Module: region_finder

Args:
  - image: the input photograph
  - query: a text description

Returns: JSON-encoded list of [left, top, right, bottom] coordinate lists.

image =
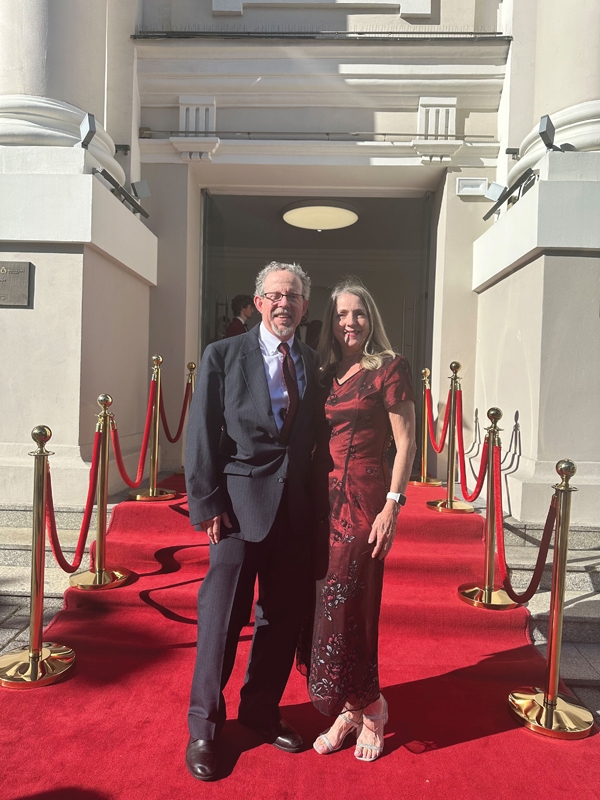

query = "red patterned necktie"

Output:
[[277, 342, 300, 442]]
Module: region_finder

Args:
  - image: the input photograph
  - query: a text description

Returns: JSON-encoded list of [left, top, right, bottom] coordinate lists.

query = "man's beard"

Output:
[[271, 312, 295, 338]]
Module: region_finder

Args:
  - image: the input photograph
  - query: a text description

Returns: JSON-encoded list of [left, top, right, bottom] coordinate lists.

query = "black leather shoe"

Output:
[[185, 737, 218, 781], [239, 717, 304, 753]]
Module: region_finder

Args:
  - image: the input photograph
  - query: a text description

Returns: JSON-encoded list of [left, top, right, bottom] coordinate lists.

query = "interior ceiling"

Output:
[[212, 196, 426, 252]]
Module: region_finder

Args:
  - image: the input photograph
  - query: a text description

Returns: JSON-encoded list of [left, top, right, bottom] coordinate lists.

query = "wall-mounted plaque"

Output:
[[0, 262, 33, 308]]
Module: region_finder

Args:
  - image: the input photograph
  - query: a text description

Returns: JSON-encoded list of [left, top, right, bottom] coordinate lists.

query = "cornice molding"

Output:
[[141, 136, 499, 168]]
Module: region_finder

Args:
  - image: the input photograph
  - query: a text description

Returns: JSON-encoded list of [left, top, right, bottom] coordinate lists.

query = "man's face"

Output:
[[254, 270, 309, 341], [241, 303, 254, 321]]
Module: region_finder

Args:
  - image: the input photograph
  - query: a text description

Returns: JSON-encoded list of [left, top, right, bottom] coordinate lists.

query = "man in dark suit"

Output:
[[184, 262, 331, 781], [225, 294, 255, 337]]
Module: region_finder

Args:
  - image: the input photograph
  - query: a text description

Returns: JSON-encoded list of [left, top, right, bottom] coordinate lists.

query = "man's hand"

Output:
[[199, 512, 232, 545]]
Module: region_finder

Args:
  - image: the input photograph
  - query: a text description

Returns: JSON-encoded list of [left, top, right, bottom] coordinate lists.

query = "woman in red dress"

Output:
[[307, 279, 416, 761]]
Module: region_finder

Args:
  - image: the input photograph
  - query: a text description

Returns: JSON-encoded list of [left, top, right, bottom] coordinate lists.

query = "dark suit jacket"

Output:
[[226, 317, 247, 337], [185, 325, 331, 541]]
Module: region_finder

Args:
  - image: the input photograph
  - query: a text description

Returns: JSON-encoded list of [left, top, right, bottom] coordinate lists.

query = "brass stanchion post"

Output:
[[131, 354, 176, 501], [0, 427, 75, 688], [71, 396, 130, 590], [458, 408, 518, 610], [508, 460, 594, 739], [427, 362, 473, 513], [188, 361, 197, 396], [175, 361, 196, 476], [409, 368, 442, 487]]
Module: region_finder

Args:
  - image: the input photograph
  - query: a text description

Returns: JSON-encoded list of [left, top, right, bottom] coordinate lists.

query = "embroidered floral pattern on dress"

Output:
[[309, 621, 361, 704], [320, 561, 364, 621], [331, 518, 355, 545]]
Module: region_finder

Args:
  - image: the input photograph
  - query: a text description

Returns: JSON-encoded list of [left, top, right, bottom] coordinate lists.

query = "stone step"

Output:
[[0, 502, 120, 530], [0, 565, 72, 598], [528, 590, 600, 644], [0, 529, 94, 597], [536, 642, 600, 687], [503, 517, 600, 550], [506, 547, 600, 592], [0, 528, 93, 569]]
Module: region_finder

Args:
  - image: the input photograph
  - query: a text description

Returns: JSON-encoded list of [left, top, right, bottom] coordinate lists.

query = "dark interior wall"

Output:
[[204, 195, 431, 372]]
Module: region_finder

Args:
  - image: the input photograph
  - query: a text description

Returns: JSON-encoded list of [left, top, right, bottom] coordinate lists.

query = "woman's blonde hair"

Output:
[[317, 277, 396, 372]]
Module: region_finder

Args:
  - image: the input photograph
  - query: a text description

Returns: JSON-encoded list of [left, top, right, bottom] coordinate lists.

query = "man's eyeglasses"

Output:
[[261, 292, 305, 304]]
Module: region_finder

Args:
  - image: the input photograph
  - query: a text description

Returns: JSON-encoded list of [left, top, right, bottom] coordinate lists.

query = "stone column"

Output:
[[0, 0, 157, 506], [533, 0, 600, 121]]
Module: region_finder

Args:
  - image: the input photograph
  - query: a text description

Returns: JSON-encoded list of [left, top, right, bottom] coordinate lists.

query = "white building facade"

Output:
[[0, 0, 598, 525]]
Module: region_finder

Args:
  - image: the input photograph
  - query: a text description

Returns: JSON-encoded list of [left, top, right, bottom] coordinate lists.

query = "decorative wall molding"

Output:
[[509, 99, 600, 184], [178, 95, 216, 134], [0, 95, 125, 184], [411, 96, 463, 162], [212, 0, 430, 17]]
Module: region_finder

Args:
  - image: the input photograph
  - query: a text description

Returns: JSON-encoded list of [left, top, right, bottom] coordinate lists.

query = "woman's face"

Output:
[[332, 292, 370, 357]]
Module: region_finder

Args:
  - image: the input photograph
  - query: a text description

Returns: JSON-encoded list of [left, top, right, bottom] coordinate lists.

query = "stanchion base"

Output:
[[427, 499, 474, 514], [458, 583, 519, 610], [508, 687, 594, 739], [129, 488, 176, 502], [409, 477, 443, 487], [69, 567, 131, 591], [0, 643, 75, 689]]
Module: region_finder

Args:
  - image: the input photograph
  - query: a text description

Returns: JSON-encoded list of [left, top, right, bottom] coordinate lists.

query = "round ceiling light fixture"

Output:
[[282, 200, 359, 231]]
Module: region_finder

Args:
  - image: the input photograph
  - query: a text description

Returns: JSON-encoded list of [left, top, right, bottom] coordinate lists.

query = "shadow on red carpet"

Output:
[[1, 481, 599, 800]]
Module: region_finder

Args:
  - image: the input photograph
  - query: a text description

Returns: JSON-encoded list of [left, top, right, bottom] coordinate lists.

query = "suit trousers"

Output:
[[188, 492, 311, 741]]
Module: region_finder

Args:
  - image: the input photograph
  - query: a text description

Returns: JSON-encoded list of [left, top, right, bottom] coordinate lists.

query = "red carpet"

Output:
[[1, 481, 599, 800]]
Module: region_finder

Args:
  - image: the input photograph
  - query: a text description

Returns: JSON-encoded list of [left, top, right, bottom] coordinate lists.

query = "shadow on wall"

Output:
[[465, 408, 521, 517], [501, 411, 522, 518]]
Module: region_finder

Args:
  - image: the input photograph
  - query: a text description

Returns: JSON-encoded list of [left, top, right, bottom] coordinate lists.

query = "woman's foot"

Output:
[[313, 708, 363, 754], [355, 695, 388, 762]]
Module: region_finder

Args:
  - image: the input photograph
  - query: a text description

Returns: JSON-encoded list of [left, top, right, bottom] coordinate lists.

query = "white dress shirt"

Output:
[[258, 322, 306, 432]]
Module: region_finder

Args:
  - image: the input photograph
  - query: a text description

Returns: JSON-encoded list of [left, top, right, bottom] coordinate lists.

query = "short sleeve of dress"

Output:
[[382, 356, 416, 409]]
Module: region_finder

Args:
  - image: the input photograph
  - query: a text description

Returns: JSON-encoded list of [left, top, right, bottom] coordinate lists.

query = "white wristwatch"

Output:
[[386, 491, 406, 506]]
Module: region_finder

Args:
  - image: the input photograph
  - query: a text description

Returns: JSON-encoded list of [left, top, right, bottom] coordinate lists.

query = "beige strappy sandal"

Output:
[[354, 695, 388, 762], [313, 711, 362, 755]]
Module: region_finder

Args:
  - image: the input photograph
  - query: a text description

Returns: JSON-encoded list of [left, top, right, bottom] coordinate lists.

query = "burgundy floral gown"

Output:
[[307, 356, 415, 716]]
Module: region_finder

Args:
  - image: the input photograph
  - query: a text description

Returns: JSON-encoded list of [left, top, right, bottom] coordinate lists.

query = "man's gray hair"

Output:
[[255, 261, 311, 300]]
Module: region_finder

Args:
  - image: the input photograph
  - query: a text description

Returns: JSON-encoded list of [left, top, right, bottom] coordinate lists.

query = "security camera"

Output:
[[80, 113, 96, 149], [131, 180, 151, 199]]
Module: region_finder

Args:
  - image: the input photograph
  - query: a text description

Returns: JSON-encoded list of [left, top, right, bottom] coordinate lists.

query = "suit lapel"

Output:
[[240, 328, 281, 440]]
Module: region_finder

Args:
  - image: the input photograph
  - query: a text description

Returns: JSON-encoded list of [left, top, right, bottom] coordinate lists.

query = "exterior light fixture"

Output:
[[282, 201, 358, 231]]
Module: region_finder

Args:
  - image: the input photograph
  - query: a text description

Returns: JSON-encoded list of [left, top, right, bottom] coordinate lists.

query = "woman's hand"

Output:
[[368, 500, 399, 560]]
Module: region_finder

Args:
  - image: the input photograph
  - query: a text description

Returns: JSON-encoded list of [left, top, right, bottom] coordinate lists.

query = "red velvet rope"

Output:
[[110, 379, 156, 489], [455, 390, 488, 502], [45, 431, 102, 573], [160, 381, 191, 444], [494, 443, 557, 604], [425, 387, 452, 454]]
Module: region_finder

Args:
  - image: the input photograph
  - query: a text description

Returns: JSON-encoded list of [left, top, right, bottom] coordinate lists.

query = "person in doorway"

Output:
[[301, 277, 416, 762], [226, 294, 255, 337], [184, 262, 331, 781]]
